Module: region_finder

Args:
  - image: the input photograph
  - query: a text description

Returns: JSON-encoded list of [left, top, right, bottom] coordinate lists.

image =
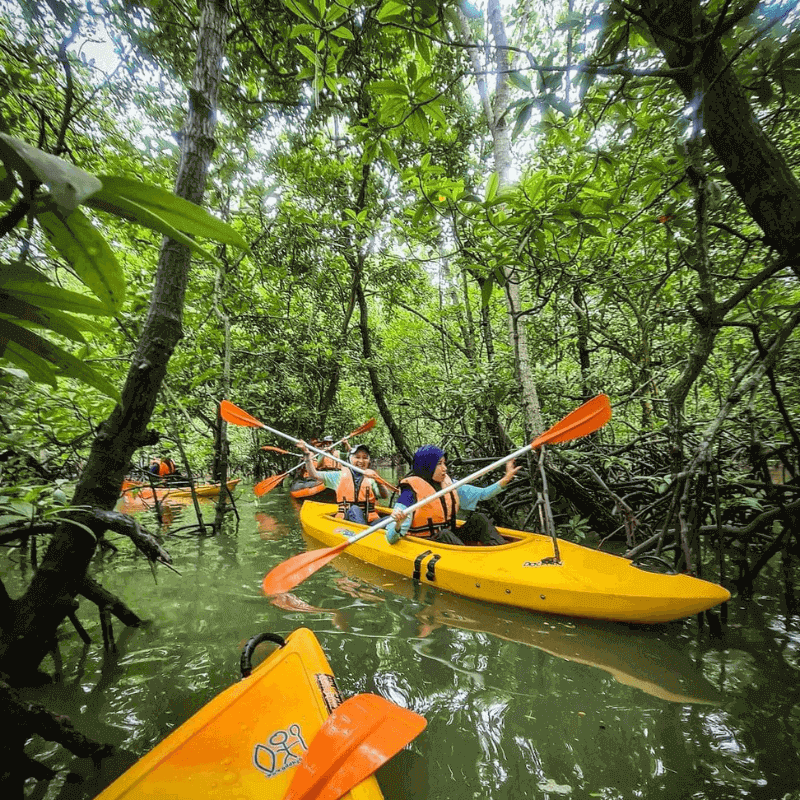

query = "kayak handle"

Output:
[[240, 632, 286, 677]]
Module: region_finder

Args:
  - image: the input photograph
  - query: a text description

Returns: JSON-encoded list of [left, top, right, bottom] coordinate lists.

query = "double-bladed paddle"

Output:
[[284, 693, 426, 800], [252, 418, 377, 496], [218, 403, 394, 497], [252, 418, 378, 497], [260, 394, 612, 596]]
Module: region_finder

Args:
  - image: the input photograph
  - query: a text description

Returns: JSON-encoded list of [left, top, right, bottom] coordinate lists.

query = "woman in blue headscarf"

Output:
[[385, 445, 519, 545]]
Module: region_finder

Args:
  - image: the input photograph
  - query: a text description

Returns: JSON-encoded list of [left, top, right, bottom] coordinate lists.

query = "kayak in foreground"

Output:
[[94, 628, 388, 800], [298, 502, 731, 625]]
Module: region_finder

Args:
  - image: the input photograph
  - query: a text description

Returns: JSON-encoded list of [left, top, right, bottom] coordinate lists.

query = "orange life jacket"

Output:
[[399, 475, 459, 537], [317, 452, 339, 470], [336, 467, 379, 522], [158, 459, 176, 476]]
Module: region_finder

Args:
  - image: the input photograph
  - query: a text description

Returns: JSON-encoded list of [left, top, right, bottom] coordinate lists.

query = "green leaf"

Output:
[[0, 318, 120, 399], [37, 207, 125, 311], [0, 164, 14, 202], [284, 0, 318, 22], [425, 101, 447, 127], [330, 25, 354, 40], [376, 0, 406, 22], [290, 23, 315, 37], [408, 108, 429, 142], [543, 94, 573, 118], [370, 80, 408, 97], [484, 172, 500, 203], [0, 292, 87, 343], [0, 279, 113, 315], [0, 262, 50, 285], [326, 3, 347, 22], [578, 221, 604, 237], [93, 176, 249, 250], [380, 139, 401, 172], [417, 32, 431, 64], [295, 43, 319, 65], [524, 170, 547, 205], [0, 134, 102, 212], [555, 10, 585, 31], [508, 71, 532, 93], [2, 341, 57, 387], [0, 365, 29, 380], [512, 99, 535, 139]]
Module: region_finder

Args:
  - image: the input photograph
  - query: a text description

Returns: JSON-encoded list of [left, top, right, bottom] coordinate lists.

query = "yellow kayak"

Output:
[[95, 627, 383, 800], [166, 479, 240, 499], [299, 502, 731, 625], [121, 479, 240, 500]]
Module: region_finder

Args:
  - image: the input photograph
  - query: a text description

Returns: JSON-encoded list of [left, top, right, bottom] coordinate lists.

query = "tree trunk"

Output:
[[0, 0, 229, 682], [573, 283, 592, 401], [641, 0, 800, 254], [355, 278, 414, 466], [456, 0, 545, 440]]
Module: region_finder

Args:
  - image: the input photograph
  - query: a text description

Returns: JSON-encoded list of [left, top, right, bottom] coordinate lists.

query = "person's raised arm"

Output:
[[297, 441, 321, 480]]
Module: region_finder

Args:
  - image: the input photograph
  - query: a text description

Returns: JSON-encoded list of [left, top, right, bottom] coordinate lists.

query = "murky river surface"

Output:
[[8, 484, 800, 800]]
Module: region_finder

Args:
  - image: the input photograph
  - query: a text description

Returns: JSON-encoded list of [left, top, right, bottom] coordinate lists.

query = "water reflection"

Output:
[[255, 511, 290, 540], [5, 489, 800, 800], [302, 534, 722, 706]]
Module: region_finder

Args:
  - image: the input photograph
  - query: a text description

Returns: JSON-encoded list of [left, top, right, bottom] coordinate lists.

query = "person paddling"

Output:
[[385, 445, 520, 545], [298, 441, 388, 523]]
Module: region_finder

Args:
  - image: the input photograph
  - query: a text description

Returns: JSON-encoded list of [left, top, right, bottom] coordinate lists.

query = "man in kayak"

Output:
[[297, 441, 389, 523], [385, 445, 519, 545]]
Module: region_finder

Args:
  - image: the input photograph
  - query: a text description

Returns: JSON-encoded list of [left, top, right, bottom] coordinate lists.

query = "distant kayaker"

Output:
[[315, 435, 344, 471], [297, 441, 388, 523], [158, 457, 179, 477], [385, 445, 520, 546]]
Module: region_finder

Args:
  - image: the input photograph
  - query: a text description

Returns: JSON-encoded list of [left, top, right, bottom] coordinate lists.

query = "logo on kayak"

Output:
[[523, 556, 561, 567], [252, 723, 307, 777], [316, 672, 343, 714]]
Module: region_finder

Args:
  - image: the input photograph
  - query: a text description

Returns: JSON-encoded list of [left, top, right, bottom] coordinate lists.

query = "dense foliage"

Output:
[[1, 0, 800, 788]]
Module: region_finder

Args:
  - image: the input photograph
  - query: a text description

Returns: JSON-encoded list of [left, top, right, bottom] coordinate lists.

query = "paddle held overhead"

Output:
[[218, 403, 391, 497]]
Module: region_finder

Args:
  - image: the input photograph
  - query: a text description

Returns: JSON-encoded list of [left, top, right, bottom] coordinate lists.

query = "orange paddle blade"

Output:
[[347, 417, 376, 438], [219, 399, 265, 428], [254, 472, 288, 496], [262, 541, 351, 596], [261, 445, 294, 455], [283, 694, 426, 800], [531, 394, 611, 448]]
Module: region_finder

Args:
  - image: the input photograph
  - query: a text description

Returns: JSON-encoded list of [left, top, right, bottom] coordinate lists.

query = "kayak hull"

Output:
[[289, 476, 337, 503], [299, 502, 731, 624], [94, 627, 383, 800], [121, 479, 240, 500]]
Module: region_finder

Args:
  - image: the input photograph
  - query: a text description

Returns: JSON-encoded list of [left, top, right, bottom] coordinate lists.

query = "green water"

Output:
[[9, 487, 800, 800]]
